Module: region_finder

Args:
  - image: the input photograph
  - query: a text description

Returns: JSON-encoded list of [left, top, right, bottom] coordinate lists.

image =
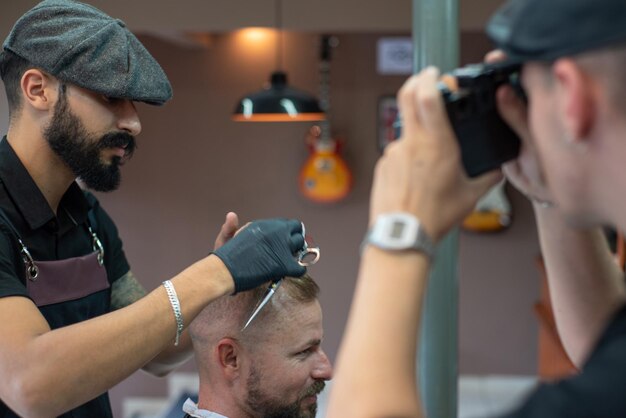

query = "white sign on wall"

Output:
[[377, 37, 413, 75]]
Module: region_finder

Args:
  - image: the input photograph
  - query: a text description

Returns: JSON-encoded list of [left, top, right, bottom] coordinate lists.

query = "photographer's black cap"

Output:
[[487, 0, 626, 62], [2, 0, 172, 105]]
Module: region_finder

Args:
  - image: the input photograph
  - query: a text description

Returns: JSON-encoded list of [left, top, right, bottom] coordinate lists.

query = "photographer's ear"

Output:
[[552, 58, 594, 141]]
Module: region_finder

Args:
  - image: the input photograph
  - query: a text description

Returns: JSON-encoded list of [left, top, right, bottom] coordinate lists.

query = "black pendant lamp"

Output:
[[232, 0, 325, 122]]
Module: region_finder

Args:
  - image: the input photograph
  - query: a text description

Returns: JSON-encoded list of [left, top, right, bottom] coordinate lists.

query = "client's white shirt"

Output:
[[182, 398, 228, 418]]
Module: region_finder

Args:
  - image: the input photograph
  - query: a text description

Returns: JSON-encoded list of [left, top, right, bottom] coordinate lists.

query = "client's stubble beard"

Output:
[[245, 367, 326, 418]]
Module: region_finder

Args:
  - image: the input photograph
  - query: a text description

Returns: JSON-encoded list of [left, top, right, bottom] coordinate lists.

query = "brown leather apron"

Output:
[[0, 209, 109, 320], [18, 219, 107, 308]]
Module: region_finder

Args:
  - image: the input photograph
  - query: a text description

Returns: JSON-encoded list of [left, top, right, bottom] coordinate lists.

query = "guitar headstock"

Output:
[[304, 125, 347, 155]]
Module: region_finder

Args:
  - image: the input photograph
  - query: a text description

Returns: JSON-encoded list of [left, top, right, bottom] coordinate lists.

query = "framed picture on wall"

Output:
[[377, 95, 399, 153]]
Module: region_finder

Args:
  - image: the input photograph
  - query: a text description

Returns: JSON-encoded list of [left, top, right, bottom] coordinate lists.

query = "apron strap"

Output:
[[83, 193, 105, 265], [0, 207, 38, 279], [67, 206, 104, 266]]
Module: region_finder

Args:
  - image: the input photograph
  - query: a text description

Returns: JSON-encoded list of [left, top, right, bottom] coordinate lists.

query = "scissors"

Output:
[[241, 222, 320, 331]]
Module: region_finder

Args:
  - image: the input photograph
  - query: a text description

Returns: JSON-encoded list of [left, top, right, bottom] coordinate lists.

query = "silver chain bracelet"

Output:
[[162, 280, 184, 346]]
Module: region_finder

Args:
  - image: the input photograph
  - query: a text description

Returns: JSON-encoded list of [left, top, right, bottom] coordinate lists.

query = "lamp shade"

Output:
[[233, 71, 326, 122]]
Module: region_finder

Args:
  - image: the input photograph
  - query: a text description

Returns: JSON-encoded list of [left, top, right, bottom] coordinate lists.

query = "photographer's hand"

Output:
[[487, 50, 555, 208], [330, 67, 500, 418], [371, 67, 501, 241]]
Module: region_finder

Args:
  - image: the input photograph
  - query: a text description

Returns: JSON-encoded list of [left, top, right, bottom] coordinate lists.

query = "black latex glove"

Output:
[[212, 218, 307, 293]]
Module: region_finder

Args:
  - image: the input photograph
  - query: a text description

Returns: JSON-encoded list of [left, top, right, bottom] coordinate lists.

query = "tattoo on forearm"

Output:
[[110, 271, 148, 310]]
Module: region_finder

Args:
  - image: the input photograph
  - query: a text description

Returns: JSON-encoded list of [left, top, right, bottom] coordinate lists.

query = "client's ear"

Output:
[[216, 338, 240, 380]]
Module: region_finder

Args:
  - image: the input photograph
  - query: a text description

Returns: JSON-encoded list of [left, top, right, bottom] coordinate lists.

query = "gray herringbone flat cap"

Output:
[[3, 0, 172, 105], [487, 0, 626, 63]]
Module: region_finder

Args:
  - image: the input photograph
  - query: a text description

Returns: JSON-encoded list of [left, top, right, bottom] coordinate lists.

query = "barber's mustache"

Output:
[[98, 131, 137, 158]]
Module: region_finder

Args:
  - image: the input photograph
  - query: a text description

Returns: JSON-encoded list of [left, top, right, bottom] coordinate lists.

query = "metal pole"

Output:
[[413, 1, 459, 418]]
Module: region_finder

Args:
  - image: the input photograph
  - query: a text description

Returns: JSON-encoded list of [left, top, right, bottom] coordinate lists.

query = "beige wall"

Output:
[[0, 2, 543, 417], [1, 0, 503, 33]]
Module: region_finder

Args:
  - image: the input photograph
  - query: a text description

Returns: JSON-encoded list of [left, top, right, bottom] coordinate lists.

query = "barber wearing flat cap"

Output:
[[0, 1, 308, 417], [327, 0, 626, 417]]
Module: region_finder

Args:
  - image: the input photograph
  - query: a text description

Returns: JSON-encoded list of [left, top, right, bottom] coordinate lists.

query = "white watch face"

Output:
[[369, 212, 419, 250]]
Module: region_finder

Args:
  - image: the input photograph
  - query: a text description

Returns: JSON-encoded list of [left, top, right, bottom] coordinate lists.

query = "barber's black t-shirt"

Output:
[[503, 304, 626, 417], [0, 137, 130, 418]]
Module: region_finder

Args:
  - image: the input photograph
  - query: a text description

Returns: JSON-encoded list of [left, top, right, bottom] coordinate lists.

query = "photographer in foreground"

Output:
[[327, 0, 626, 416]]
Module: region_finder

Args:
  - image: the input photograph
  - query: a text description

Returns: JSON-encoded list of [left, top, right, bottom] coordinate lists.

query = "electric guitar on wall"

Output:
[[299, 35, 352, 203], [461, 179, 513, 232]]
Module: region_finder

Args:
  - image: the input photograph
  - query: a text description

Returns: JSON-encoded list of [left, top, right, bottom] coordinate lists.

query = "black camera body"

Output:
[[394, 62, 523, 177], [441, 62, 522, 177]]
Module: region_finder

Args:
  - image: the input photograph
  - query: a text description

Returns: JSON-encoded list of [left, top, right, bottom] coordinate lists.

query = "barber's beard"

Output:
[[44, 92, 136, 192], [245, 367, 325, 418]]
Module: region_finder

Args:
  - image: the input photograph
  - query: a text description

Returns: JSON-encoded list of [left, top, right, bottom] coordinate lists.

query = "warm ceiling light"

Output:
[[238, 27, 273, 44]]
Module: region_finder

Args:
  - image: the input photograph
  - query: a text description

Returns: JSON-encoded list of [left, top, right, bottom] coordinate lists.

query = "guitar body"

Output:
[[462, 210, 510, 232], [299, 126, 352, 203], [462, 179, 512, 233]]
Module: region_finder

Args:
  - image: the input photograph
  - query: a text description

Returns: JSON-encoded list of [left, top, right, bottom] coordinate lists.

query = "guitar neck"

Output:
[[316, 35, 344, 147], [319, 38, 332, 144]]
